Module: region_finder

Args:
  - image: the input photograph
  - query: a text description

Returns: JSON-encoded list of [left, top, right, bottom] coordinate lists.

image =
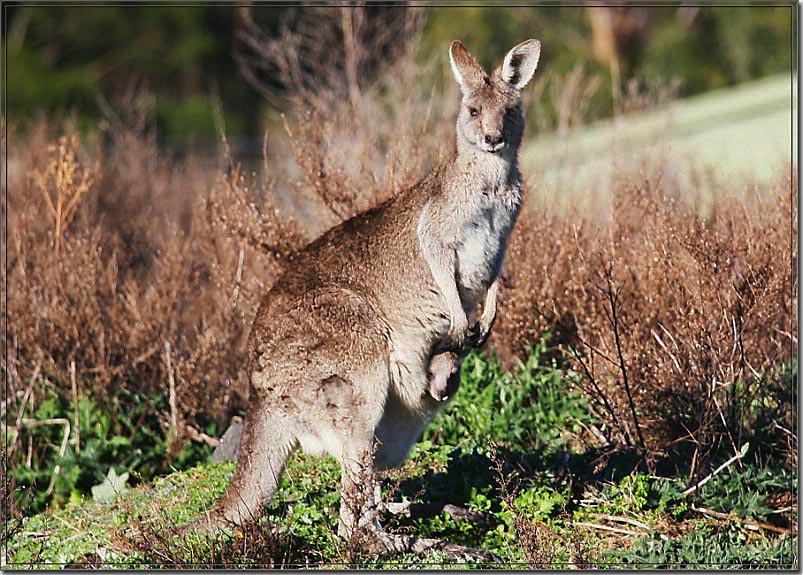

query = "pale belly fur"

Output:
[[456, 205, 511, 311]]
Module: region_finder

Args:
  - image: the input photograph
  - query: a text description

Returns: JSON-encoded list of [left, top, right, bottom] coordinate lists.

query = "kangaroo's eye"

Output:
[[468, 107, 479, 117]]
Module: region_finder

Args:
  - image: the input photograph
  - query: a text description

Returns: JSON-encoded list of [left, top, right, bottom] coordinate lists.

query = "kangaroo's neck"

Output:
[[449, 139, 521, 194]]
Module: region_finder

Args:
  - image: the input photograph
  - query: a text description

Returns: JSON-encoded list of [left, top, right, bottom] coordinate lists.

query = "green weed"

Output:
[[424, 338, 597, 455], [9, 387, 214, 515], [612, 524, 796, 569]]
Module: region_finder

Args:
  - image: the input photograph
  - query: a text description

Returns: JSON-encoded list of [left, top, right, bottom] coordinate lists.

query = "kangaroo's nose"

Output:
[[484, 133, 505, 149]]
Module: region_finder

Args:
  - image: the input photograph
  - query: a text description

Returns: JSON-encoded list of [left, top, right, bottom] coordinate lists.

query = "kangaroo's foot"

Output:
[[383, 500, 499, 528], [362, 530, 502, 564], [174, 508, 263, 539]]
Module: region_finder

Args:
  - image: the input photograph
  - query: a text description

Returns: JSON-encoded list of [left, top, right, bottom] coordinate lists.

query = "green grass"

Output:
[[523, 73, 796, 206], [4, 462, 237, 568], [4, 340, 797, 569]]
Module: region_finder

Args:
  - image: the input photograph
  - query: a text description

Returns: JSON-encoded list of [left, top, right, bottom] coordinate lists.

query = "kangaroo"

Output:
[[186, 39, 540, 560], [426, 349, 460, 402]]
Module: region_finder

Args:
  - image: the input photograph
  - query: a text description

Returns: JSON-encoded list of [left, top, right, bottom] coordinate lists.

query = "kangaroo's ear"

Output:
[[498, 39, 541, 89], [449, 40, 486, 94]]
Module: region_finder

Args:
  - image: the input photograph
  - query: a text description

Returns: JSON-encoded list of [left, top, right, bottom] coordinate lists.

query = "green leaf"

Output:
[[91, 467, 129, 503]]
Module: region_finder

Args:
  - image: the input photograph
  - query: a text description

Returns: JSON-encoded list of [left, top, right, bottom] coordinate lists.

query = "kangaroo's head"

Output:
[[449, 39, 540, 157]]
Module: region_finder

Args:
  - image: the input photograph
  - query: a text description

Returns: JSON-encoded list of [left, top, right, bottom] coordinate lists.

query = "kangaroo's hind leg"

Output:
[[341, 417, 502, 563], [188, 394, 297, 533]]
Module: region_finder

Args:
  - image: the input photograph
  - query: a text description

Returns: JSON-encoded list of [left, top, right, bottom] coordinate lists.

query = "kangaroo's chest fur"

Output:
[[424, 152, 522, 316], [454, 179, 521, 312]]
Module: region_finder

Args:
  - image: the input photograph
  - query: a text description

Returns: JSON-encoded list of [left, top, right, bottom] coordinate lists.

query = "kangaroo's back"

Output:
[[276, 160, 450, 301]]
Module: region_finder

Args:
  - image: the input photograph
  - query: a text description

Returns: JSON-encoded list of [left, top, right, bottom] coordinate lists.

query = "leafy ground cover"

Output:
[[4, 341, 796, 569]]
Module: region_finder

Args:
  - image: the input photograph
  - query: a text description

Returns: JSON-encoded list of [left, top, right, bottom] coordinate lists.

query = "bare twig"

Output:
[[232, 3, 424, 111], [651, 328, 681, 373], [15, 353, 43, 431], [690, 505, 794, 535], [603, 271, 645, 449], [230, 246, 245, 307], [17, 418, 70, 496], [69, 361, 80, 454], [772, 422, 796, 439], [588, 513, 670, 541], [31, 136, 97, 254], [574, 521, 642, 537], [682, 444, 748, 496], [712, 393, 740, 462], [164, 341, 178, 439], [567, 345, 623, 442], [209, 81, 234, 173]]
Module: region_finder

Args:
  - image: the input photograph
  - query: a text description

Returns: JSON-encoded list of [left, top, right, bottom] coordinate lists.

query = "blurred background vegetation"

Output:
[[4, 3, 795, 147]]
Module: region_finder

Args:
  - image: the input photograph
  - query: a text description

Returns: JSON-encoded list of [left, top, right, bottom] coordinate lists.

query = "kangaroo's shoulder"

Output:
[[298, 157, 454, 258]]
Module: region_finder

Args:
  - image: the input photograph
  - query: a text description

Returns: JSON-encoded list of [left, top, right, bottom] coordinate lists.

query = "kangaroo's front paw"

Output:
[[465, 322, 481, 348], [446, 319, 470, 352]]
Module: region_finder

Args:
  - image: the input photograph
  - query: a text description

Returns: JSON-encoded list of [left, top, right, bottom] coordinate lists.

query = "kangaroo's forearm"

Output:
[[417, 211, 468, 333], [425, 243, 467, 329]]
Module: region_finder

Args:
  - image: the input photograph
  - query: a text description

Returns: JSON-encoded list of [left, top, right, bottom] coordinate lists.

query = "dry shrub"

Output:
[[117, 515, 313, 569], [233, 3, 452, 233], [3, 6, 450, 516], [494, 167, 797, 468], [489, 446, 588, 569], [4, 120, 273, 460], [233, 4, 425, 112], [3, 116, 299, 516]]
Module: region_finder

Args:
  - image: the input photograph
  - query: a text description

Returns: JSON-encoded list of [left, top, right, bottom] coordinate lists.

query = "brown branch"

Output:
[[691, 505, 794, 535], [567, 342, 629, 447], [603, 269, 645, 450]]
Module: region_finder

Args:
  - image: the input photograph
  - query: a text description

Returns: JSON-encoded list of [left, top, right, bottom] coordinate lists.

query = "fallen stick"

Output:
[[18, 417, 71, 496], [574, 521, 642, 537], [588, 513, 670, 542], [690, 505, 794, 535]]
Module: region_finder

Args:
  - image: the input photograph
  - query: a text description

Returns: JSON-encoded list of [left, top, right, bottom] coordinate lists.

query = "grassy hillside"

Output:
[[4, 346, 796, 569], [523, 74, 796, 205]]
